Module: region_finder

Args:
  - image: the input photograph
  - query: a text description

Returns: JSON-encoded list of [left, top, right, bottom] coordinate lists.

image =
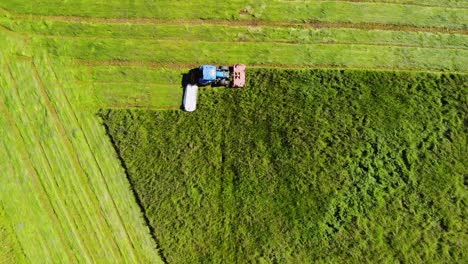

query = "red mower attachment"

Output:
[[232, 64, 246, 88]]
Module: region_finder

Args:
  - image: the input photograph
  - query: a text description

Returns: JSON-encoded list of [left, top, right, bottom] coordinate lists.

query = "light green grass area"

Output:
[[0, 31, 162, 262], [0, 205, 26, 263], [2, 18, 467, 49], [0, 1, 466, 29], [91, 83, 182, 109], [349, 0, 468, 7], [33, 37, 468, 71]]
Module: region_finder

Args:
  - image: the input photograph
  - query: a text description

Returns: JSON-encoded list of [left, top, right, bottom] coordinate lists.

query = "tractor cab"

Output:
[[198, 65, 217, 85], [198, 65, 230, 86]]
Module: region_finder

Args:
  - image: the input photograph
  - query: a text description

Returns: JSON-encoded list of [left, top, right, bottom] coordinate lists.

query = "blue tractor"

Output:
[[192, 65, 232, 87]]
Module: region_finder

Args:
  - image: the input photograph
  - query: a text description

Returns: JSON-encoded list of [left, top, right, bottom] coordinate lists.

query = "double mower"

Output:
[[184, 64, 246, 112]]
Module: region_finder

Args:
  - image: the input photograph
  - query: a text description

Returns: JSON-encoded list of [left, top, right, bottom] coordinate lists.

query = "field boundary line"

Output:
[[73, 59, 468, 75], [44, 56, 147, 260], [1, 62, 79, 263], [10, 16, 468, 34], [30, 59, 132, 261]]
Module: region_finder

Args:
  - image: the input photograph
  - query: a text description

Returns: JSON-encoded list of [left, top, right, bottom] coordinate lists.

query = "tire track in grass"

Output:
[[30, 60, 134, 262], [7, 15, 468, 35], [1, 62, 89, 263], [43, 56, 154, 261]]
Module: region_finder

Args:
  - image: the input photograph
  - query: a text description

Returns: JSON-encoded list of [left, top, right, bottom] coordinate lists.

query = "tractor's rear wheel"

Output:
[[219, 79, 230, 87]]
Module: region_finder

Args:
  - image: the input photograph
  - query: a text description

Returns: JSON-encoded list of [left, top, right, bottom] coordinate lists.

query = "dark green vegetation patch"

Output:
[[100, 69, 467, 263]]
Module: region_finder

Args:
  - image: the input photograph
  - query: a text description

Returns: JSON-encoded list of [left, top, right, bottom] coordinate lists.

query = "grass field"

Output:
[[0, 0, 466, 263], [101, 69, 467, 263]]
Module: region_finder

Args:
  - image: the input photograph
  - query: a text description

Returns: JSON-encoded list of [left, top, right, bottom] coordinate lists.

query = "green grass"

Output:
[[0, 205, 26, 263], [0, 31, 162, 262], [1, 1, 466, 29], [352, 0, 468, 7], [101, 69, 468, 263], [91, 83, 182, 109], [34, 37, 468, 72], [2, 18, 467, 49], [0, 1, 466, 262]]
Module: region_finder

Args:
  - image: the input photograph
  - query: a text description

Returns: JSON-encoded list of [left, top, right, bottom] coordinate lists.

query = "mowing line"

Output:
[[1, 63, 87, 263], [5, 60, 98, 262], [8, 16, 468, 35], [20, 32, 468, 51], [74, 60, 468, 75], [0, 99, 76, 263], [45, 56, 149, 258], [30, 60, 135, 261], [280, 0, 468, 9]]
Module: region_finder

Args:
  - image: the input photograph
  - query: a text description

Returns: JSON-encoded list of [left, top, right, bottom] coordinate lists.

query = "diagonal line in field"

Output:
[[5, 61, 99, 262], [1, 63, 80, 263], [29, 60, 133, 261], [44, 56, 146, 257]]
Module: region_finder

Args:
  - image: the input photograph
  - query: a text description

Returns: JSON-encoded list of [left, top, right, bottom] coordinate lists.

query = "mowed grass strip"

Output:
[[48, 56, 163, 263], [1, 18, 467, 49], [92, 82, 182, 109], [31, 55, 141, 262], [0, 50, 161, 262], [0, 57, 98, 262], [38, 37, 468, 71], [0, 205, 26, 263], [75, 66, 182, 84], [0, 1, 466, 29], [280, 0, 468, 8], [13, 58, 126, 260]]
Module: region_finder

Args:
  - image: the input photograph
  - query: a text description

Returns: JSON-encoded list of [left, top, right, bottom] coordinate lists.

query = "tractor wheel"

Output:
[[220, 66, 229, 71], [224, 80, 231, 87]]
